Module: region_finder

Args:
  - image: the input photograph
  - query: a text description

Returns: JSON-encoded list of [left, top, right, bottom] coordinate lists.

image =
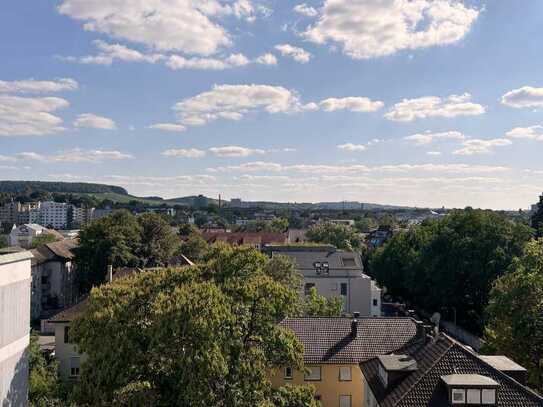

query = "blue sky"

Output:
[[1, 0, 543, 209]]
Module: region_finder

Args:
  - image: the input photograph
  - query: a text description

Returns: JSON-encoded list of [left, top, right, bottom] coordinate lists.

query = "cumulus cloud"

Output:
[[74, 113, 117, 130], [337, 143, 367, 152], [320, 97, 384, 112], [255, 53, 278, 65], [0, 95, 69, 137], [209, 146, 266, 157], [404, 131, 466, 145], [0, 78, 78, 93], [275, 44, 312, 63], [303, 0, 479, 59], [162, 148, 207, 158], [385, 93, 485, 121], [427, 151, 442, 156], [501, 86, 543, 109], [505, 125, 543, 140], [57, 0, 257, 55], [149, 123, 187, 133], [16, 148, 132, 163], [165, 53, 250, 70], [453, 138, 512, 155], [173, 84, 316, 126], [293, 3, 318, 17]]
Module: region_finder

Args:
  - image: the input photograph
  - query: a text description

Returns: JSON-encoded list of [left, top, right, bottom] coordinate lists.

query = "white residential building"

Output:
[[39, 202, 70, 230], [8, 224, 52, 249], [268, 245, 382, 317], [0, 251, 33, 406]]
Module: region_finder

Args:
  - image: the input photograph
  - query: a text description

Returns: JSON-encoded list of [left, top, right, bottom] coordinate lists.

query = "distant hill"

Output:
[[0, 181, 128, 195]]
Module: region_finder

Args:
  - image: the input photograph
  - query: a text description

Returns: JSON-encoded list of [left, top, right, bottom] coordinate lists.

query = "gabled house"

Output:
[[360, 333, 543, 406], [270, 317, 423, 407]]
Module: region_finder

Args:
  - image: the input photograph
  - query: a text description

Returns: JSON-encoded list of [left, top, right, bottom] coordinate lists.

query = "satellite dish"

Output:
[[431, 312, 441, 326]]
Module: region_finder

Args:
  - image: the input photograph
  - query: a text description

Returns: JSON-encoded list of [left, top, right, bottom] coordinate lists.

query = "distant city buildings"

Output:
[[0, 200, 95, 230]]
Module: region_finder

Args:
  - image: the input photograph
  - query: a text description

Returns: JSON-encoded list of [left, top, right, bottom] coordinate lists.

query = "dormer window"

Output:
[[441, 375, 498, 406], [377, 355, 418, 389]]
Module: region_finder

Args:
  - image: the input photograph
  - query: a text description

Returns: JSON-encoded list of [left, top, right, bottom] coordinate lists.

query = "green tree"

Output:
[[71, 245, 315, 406], [137, 213, 180, 267], [266, 385, 320, 407], [370, 209, 533, 333], [30, 233, 60, 249], [531, 195, 543, 237], [179, 232, 209, 262], [303, 287, 343, 317], [485, 239, 543, 391], [306, 223, 362, 251], [0, 235, 7, 249], [354, 217, 378, 233], [75, 210, 142, 291], [29, 333, 62, 406]]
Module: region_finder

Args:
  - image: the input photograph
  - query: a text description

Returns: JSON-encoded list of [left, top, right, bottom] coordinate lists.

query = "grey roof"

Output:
[[442, 374, 498, 387], [479, 356, 527, 373], [360, 333, 543, 407], [272, 248, 363, 271], [378, 355, 418, 372], [280, 317, 419, 364]]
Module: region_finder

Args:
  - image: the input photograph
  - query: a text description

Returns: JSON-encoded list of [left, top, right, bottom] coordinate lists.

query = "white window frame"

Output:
[[304, 366, 321, 381], [339, 394, 352, 407], [482, 389, 496, 405], [339, 366, 352, 381], [284, 366, 293, 380], [451, 388, 466, 404]]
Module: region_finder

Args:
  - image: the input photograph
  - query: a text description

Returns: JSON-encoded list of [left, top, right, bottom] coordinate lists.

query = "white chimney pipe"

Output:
[[107, 265, 113, 283]]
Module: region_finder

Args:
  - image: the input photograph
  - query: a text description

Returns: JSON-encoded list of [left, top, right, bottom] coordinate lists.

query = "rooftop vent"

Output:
[[441, 374, 498, 405]]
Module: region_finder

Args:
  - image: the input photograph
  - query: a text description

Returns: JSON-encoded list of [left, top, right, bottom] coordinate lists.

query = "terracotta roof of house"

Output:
[[280, 317, 419, 365], [360, 333, 543, 407], [202, 232, 287, 246]]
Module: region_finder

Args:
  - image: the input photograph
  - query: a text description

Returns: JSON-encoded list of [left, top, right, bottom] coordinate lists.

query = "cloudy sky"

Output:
[[1, 0, 543, 209]]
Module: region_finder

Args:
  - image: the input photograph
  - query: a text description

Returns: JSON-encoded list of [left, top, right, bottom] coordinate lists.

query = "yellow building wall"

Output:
[[270, 364, 363, 407]]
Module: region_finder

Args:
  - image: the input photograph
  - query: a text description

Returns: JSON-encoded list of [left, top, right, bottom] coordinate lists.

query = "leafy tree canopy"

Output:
[[370, 208, 533, 333], [30, 233, 61, 249], [484, 238, 543, 391], [71, 244, 318, 406], [137, 213, 180, 267], [306, 223, 362, 251]]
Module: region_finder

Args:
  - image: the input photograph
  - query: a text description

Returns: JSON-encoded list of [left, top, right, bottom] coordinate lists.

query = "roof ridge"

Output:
[[392, 336, 456, 406]]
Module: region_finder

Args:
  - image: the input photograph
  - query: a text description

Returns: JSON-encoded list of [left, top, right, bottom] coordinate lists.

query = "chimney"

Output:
[[107, 264, 113, 283], [351, 312, 360, 338]]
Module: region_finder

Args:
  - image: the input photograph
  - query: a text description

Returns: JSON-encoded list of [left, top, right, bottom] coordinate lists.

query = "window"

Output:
[[467, 389, 481, 404], [284, 367, 293, 380], [451, 388, 466, 404], [482, 389, 496, 405], [339, 366, 352, 381], [304, 366, 321, 381], [340, 283, 348, 296], [342, 257, 356, 267], [304, 283, 316, 296], [70, 357, 80, 377], [339, 395, 352, 407], [64, 326, 70, 343], [373, 299, 378, 306]]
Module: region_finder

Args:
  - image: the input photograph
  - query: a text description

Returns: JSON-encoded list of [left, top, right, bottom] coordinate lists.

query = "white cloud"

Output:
[[16, 148, 132, 163], [501, 86, 543, 109], [74, 113, 117, 130], [337, 143, 367, 152], [80, 40, 165, 65], [453, 138, 512, 156], [173, 84, 315, 126], [209, 146, 266, 157], [255, 53, 278, 65], [303, 0, 479, 59], [385, 93, 485, 122], [149, 123, 187, 133], [0, 95, 69, 137], [0, 78, 78, 94], [57, 0, 257, 55], [320, 97, 384, 112], [505, 125, 543, 140], [427, 151, 442, 156], [165, 53, 250, 70], [162, 148, 207, 158], [275, 44, 312, 63], [293, 3, 318, 17], [210, 161, 284, 172], [404, 131, 466, 145]]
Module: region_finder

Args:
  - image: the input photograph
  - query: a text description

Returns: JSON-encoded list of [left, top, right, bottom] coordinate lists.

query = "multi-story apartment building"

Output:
[[0, 251, 33, 406], [39, 202, 70, 229], [266, 245, 381, 317], [0, 201, 20, 225], [17, 202, 41, 225]]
